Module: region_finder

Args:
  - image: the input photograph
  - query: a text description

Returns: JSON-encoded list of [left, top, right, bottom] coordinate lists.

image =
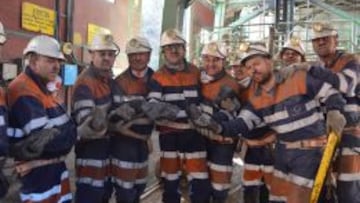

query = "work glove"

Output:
[[187, 104, 222, 134], [78, 107, 108, 140], [141, 102, 180, 121], [277, 62, 321, 82], [109, 103, 136, 122], [10, 128, 60, 160], [215, 86, 241, 113], [326, 110, 346, 136]]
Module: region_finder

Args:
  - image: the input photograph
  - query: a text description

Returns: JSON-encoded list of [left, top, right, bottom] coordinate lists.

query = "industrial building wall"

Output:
[[0, 0, 142, 70]]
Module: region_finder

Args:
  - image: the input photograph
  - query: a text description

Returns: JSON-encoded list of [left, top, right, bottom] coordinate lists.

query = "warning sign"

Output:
[[22, 2, 56, 35], [87, 23, 111, 44]]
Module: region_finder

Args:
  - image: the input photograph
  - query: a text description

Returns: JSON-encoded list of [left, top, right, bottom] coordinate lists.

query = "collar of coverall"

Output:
[[130, 66, 149, 78], [164, 58, 190, 74], [25, 67, 53, 95]]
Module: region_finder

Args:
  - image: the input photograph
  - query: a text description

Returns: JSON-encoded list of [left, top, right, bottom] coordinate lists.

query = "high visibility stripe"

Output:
[[264, 100, 320, 124], [341, 147, 360, 155], [112, 177, 135, 189], [244, 163, 274, 173], [111, 164, 148, 182], [273, 112, 323, 134], [123, 95, 145, 101], [73, 100, 95, 110], [184, 90, 199, 98], [342, 69, 358, 95], [269, 194, 287, 202], [161, 151, 178, 158], [243, 179, 264, 186], [200, 103, 213, 115], [77, 177, 105, 187], [161, 171, 181, 181], [135, 177, 147, 184], [113, 95, 123, 103], [148, 92, 162, 99], [273, 169, 288, 180], [344, 104, 359, 113], [23, 116, 48, 134], [239, 109, 261, 130], [208, 162, 233, 173], [185, 151, 207, 159], [0, 116, 4, 126], [212, 182, 231, 190], [338, 172, 360, 181], [288, 173, 313, 188], [187, 172, 208, 180], [111, 159, 148, 169], [7, 127, 24, 138], [20, 171, 70, 202], [75, 108, 92, 123], [337, 73, 349, 94], [47, 114, 70, 127], [76, 158, 110, 168], [316, 83, 332, 99]]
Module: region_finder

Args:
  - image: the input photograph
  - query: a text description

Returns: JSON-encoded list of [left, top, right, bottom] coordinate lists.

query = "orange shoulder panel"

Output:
[[249, 71, 307, 109], [152, 64, 200, 87], [331, 53, 357, 73]]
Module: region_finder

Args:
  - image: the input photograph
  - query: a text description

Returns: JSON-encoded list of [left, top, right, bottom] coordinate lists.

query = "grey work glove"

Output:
[[277, 62, 311, 82], [215, 86, 241, 113], [10, 128, 60, 160], [141, 102, 180, 121], [187, 104, 222, 134], [326, 110, 346, 136], [90, 107, 108, 131], [109, 103, 136, 122], [78, 107, 108, 140]]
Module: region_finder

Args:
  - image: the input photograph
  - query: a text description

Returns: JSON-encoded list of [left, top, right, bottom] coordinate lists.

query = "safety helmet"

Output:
[[227, 51, 242, 66], [238, 42, 271, 65], [160, 29, 186, 47], [23, 35, 65, 60], [311, 22, 338, 40], [0, 21, 6, 44], [201, 42, 227, 59], [88, 33, 120, 54], [280, 36, 305, 57], [125, 36, 152, 54]]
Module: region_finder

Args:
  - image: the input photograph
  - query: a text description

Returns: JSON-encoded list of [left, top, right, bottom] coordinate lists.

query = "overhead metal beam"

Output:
[[309, 0, 360, 26], [228, 4, 269, 28]]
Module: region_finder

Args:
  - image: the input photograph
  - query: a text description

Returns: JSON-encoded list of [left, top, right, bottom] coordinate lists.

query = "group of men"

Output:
[[0, 18, 359, 203]]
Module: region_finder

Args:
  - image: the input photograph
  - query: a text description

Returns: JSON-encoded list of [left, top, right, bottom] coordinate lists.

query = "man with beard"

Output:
[[229, 54, 275, 203], [7, 35, 77, 202], [192, 42, 347, 203], [72, 33, 123, 203], [110, 36, 154, 203], [146, 28, 210, 203]]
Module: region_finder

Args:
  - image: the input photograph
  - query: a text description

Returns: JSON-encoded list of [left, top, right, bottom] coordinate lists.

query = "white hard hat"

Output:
[[23, 35, 65, 60], [228, 52, 242, 66], [125, 36, 152, 54], [160, 29, 186, 47], [88, 33, 119, 53], [239, 42, 270, 65], [0, 21, 6, 44], [201, 42, 227, 59], [311, 22, 338, 40], [281, 36, 305, 56]]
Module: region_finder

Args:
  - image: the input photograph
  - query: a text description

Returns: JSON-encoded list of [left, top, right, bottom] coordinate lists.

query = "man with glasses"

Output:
[[72, 33, 123, 203], [7, 35, 77, 203], [146, 28, 210, 203]]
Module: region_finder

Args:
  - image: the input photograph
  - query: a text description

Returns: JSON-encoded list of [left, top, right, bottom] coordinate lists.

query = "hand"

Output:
[[326, 110, 346, 136]]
